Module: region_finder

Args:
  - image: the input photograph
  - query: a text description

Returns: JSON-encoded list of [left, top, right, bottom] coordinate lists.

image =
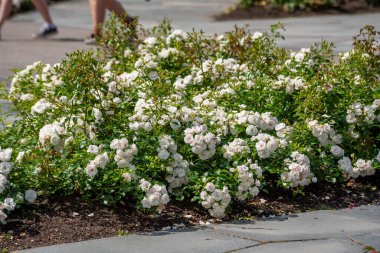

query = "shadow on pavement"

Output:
[[1, 38, 85, 43], [144, 227, 200, 236], [50, 37, 86, 42]]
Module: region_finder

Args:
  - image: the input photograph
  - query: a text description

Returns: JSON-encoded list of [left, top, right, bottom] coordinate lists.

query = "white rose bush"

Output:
[[0, 18, 379, 222]]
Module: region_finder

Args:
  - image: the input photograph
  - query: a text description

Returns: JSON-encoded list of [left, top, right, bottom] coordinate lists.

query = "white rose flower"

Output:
[[122, 172, 132, 182], [31, 99, 52, 114], [205, 182, 215, 192], [25, 190, 37, 203], [144, 37, 157, 45], [266, 139, 278, 152], [110, 138, 129, 150], [252, 31, 263, 40], [134, 59, 143, 68], [200, 191, 208, 200], [39, 123, 65, 147], [160, 193, 170, 204], [159, 49, 170, 59], [148, 71, 159, 80], [143, 122, 153, 132], [93, 108, 103, 121], [139, 179, 151, 192], [202, 200, 212, 209], [0, 162, 12, 176], [152, 184, 163, 193], [346, 113, 357, 124], [331, 145, 344, 157], [148, 193, 160, 206], [294, 52, 305, 62], [212, 189, 223, 201], [87, 145, 99, 154], [331, 134, 342, 144], [355, 159, 366, 168], [59, 96, 68, 103], [275, 123, 286, 132], [147, 61, 158, 69], [85, 164, 98, 178], [117, 159, 129, 169], [0, 148, 12, 162], [166, 175, 174, 183], [255, 141, 267, 151], [20, 93, 34, 101], [249, 186, 259, 196], [176, 168, 186, 178], [4, 198, 16, 211], [141, 197, 151, 208], [158, 149, 170, 160], [246, 125, 258, 136], [94, 153, 109, 168]]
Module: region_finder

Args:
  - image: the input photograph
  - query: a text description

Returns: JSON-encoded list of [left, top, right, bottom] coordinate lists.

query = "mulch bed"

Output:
[[214, 1, 380, 21], [1, 174, 379, 252]]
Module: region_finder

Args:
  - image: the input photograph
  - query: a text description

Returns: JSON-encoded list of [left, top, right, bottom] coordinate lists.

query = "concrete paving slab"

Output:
[[234, 239, 364, 253], [210, 205, 380, 242], [350, 232, 380, 250], [17, 228, 258, 253], [0, 22, 93, 85], [338, 204, 380, 221]]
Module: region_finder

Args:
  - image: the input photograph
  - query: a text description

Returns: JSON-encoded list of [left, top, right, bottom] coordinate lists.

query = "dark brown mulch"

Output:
[[214, 1, 380, 21], [1, 175, 379, 252]]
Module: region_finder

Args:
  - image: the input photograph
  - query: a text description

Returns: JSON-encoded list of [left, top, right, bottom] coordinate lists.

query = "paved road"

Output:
[[18, 205, 380, 253]]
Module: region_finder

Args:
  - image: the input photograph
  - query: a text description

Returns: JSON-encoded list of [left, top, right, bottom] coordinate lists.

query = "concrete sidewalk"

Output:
[[18, 205, 380, 253], [1, 1, 380, 252]]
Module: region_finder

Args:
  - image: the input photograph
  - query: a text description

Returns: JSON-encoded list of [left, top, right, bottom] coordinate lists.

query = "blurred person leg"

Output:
[[0, 0, 12, 39], [84, 0, 105, 44], [104, 0, 125, 18], [85, 0, 135, 44], [32, 0, 54, 24], [32, 0, 58, 38], [105, 0, 136, 26], [89, 0, 106, 36]]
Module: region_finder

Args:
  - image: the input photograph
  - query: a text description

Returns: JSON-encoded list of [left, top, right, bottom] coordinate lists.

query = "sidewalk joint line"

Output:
[[223, 237, 332, 253]]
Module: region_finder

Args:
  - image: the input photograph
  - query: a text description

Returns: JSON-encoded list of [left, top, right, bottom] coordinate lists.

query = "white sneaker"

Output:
[[33, 23, 58, 38]]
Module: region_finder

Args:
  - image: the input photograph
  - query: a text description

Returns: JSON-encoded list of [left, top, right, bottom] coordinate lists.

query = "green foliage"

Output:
[[0, 17, 379, 221], [240, 0, 255, 9]]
